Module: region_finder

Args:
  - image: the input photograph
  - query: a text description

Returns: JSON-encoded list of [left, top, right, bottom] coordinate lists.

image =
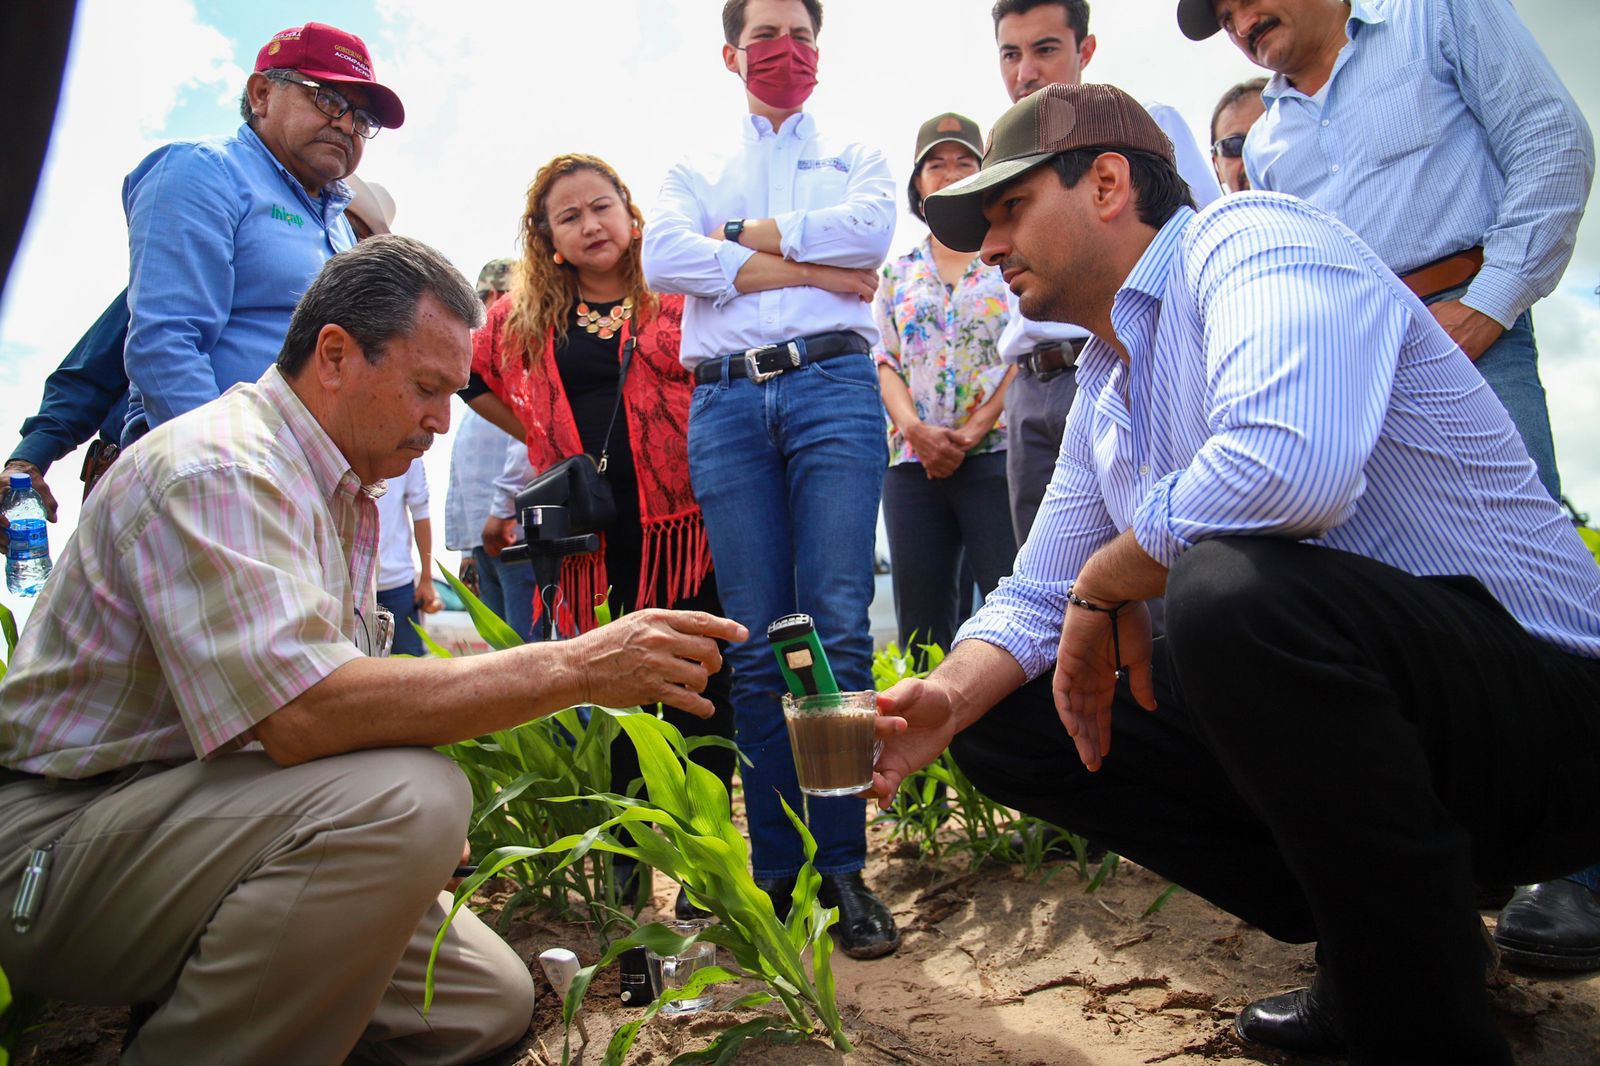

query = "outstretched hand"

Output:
[[1053, 599, 1156, 772], [868, 679, 954, 809], [573, 608, 748, 719]]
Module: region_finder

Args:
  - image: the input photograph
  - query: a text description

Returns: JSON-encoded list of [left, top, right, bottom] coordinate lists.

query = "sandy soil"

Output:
[[15, 819, 1600, 1064]]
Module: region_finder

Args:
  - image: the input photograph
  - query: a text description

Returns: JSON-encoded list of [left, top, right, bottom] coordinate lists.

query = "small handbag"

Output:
[[514, 335, 636, 536]]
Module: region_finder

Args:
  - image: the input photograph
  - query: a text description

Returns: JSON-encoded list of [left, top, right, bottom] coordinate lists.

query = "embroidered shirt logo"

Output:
[[798, 157, 850, 173], [271, 204, 305, 228]]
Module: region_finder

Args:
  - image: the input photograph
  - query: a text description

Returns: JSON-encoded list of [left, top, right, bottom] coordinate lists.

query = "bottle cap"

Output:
[[8, 473, 30, 491]]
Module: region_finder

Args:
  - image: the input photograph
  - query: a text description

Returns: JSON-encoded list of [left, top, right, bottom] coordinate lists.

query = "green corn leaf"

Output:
[[412, 620, 453, 658], [668, 1017, 809, 1065], [437, 561, 523, 650], [613, 712, 692, 822], [1144, 883, 1183, 916], [1086, 851, 1122, 893], [0, 602, 17, 660]]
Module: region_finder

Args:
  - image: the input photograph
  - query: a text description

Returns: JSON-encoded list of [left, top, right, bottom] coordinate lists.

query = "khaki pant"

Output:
[[0, 748, 534, 1064]]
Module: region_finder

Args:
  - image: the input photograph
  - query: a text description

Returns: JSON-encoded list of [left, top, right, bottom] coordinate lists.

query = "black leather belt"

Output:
[[693, 331, 869, 385], [1017, 337, 1086, 383]]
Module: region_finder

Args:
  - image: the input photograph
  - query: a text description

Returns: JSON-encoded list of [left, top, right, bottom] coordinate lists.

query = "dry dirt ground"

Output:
[[16, 818, 1600, 1065]]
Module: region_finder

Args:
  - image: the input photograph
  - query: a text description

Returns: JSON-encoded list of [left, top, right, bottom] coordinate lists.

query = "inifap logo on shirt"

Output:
[[270, 204, 305, 228], [798, 157, 850, 173]]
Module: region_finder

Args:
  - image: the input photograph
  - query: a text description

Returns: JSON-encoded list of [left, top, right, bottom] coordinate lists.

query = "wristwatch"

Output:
[[723, 219, 746, 245]]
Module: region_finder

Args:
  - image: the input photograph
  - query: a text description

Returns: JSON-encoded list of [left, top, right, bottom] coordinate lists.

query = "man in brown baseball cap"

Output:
[[874, 81, 1600, 1063]]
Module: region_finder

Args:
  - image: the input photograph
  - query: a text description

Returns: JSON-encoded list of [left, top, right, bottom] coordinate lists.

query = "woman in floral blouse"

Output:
[[872, 113, 1018, 659]]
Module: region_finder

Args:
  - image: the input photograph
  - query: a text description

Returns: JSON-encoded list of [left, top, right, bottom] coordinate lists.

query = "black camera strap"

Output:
[[596, 328, 636, 476]]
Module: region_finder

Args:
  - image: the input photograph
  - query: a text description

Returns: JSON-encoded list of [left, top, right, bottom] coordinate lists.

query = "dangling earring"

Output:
[[630, 227, 641, 240], [553, 251, 565, 265]]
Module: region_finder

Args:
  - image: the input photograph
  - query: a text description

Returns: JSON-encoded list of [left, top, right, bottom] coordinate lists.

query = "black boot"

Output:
[[819, 871, 900, 960]]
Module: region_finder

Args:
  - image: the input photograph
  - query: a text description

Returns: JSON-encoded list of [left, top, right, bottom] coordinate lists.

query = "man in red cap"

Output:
[[118, 22, 404, 442]]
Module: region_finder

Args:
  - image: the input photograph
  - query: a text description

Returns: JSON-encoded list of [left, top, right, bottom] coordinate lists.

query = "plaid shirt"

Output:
[[0, 367, 382, 779]]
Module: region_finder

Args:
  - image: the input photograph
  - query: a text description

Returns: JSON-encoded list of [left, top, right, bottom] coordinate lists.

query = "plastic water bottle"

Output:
[[4, 473, 52, 596]]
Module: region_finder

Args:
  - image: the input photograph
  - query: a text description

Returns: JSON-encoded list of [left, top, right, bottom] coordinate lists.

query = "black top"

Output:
[[553, 310, 645, 611]]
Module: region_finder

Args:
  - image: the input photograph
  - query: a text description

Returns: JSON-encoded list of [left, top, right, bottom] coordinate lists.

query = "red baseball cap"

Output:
[[255, 22, 404, 129]]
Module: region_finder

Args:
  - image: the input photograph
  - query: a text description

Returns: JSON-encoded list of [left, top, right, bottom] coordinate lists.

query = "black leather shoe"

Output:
[[819, 871, 900, 960], [1494, 880, 1600, 971], [675, 884, 713, 920], [755, 874, 798, 922], [1234, 983, 1347, 1057]]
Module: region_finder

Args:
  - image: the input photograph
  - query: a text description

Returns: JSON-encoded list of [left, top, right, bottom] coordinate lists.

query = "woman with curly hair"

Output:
[[470, 155, 734, 913]]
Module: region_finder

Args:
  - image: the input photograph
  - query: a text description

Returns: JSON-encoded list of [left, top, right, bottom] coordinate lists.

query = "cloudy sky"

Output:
[[1, 0, 1596, 590]]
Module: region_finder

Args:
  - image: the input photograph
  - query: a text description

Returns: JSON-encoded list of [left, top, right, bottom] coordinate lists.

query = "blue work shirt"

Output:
[[121, 123, 356, 437], [9, 291, 130, 473], [1243, 0, 1594, 330], [958, 196, 1600, 679]]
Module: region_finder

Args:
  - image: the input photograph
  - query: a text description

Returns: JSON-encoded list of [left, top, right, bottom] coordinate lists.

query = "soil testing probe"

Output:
[[767, 613, 840, 697]]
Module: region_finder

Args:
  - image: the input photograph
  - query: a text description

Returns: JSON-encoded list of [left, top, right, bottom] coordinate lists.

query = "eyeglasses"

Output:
[[1211, 134, 1247, 159], [268, 71, 383, 140]]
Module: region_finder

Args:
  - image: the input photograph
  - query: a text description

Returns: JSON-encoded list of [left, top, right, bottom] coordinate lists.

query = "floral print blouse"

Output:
[[871, 238, 1012, 466]]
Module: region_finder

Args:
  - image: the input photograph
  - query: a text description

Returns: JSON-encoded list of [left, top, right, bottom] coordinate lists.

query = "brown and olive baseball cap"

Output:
[[924, 83, 1176, 253], [914, 112, 984, 166]]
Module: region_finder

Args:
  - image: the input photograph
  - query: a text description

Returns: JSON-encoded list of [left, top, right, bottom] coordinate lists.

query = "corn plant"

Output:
[[430, 710, 851, 1065], [0, 962, 11, 1066], [0, 602, 17, 683]]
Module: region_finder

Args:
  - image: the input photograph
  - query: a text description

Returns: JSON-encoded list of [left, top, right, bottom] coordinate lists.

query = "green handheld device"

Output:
[[767, 613, 840, 697]]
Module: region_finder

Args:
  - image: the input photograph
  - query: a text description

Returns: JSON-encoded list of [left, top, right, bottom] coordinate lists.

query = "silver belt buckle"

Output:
[[744, 340, 801, 384]]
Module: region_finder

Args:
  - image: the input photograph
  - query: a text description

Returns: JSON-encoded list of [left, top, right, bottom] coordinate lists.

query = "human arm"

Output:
[[482, 433, 533, 556], [1442, 0, 1594, 333], [1129, 205, 1407, 570], [254, 608, 749, 766], [767, 145, 897, 269], [869, 638, 1025, 808], [122, 144, 240, 427], [877, 364, 963, 477], [412, 519, 441, 612], [9, 290, 131, 482], [951, 366, 1017, 453]]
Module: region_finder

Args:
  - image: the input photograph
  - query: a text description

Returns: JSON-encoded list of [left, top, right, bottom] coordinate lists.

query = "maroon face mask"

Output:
[[740, 35, 819, 110]]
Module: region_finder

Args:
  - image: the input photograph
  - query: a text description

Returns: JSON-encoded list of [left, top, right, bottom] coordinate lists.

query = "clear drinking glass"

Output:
[[781, 690, 879, 797], [645, 919, 717, 1016]]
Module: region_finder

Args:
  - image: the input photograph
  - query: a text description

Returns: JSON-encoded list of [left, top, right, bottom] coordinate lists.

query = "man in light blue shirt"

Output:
[[121, 22, 404, 440], [643, 0, 900, 960], [872, 83, 1600, 1063], [1177, 0, 1592, 502], [1178, 0, 1600, 975]]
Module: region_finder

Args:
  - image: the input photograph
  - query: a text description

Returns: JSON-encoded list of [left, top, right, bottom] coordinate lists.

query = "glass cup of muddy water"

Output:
[[782, 690, 880, 797], [645, 919, 717, 1016]]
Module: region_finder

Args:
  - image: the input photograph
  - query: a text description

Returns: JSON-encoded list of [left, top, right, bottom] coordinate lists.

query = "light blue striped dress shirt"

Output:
[[958, 195, 1600, 680], [1243, 0, 1594, 330]]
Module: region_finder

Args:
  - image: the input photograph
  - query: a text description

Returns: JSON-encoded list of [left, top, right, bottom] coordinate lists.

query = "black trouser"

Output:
[[951, 537, 1600, 1064], [882, 451, 1017, 656]]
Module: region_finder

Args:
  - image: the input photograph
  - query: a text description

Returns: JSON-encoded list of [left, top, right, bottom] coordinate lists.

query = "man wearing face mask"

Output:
[[644, 0, 900, 960]]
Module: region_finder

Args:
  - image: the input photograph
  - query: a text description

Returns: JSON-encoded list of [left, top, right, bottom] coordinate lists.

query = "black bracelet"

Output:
[[1066, 583, 1130, 682]]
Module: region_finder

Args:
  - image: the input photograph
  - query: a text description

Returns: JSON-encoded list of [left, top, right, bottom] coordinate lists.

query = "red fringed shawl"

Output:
[[472, 294, 712, 633]]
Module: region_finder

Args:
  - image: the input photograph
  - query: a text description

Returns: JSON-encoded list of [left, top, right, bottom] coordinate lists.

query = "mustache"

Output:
[[316, 130, 354, 155], [1247, 16, 1281, 54], [401, 434, 433, 452]]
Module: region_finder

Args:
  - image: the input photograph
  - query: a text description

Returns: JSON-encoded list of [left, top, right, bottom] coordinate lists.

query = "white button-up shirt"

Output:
[[644, 112, 896, 367], [996, 101, 1224, 363]]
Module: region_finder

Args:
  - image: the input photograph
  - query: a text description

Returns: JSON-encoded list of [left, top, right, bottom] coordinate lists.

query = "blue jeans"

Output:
[[472, 545, 540, 642], [376, 582, 423, 658], [1427, 286, 1560, 500], [687, 352, 887, 878]]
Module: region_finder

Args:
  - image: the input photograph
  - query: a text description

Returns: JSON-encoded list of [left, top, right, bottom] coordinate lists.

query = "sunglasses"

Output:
[[1211, 133, 1247, 159]]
